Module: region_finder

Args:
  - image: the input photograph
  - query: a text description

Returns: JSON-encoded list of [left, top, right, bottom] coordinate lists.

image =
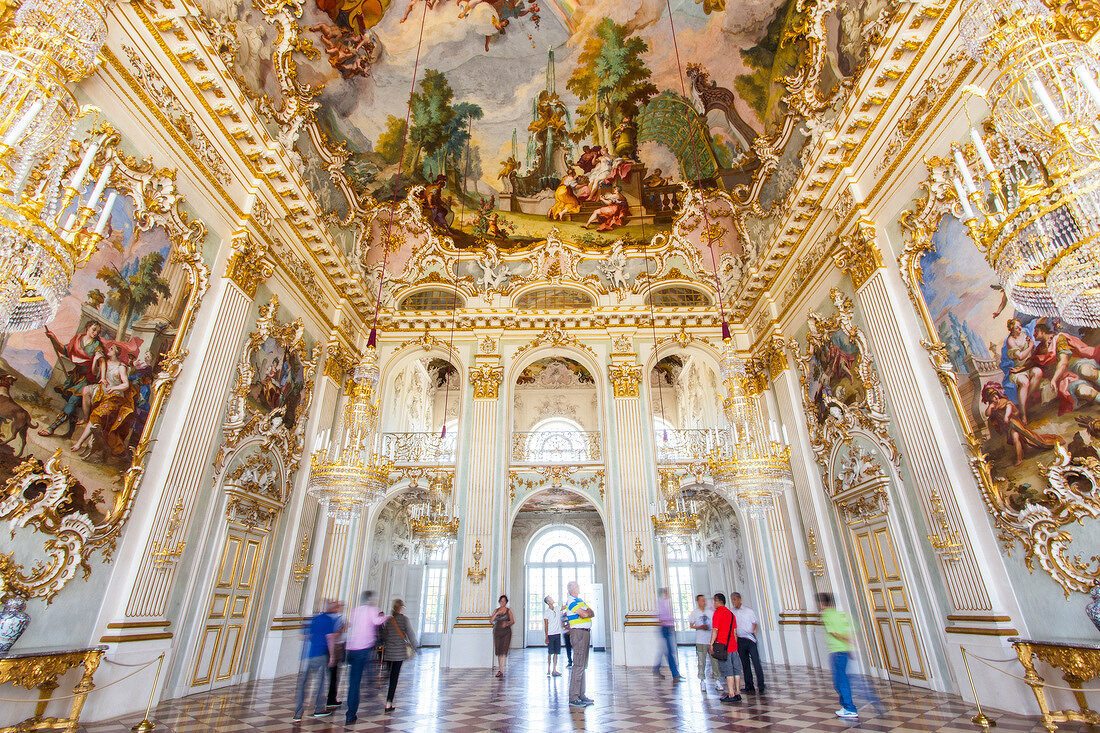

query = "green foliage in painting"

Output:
[[566, 18, 657, 145], [409, 69, 457, 167], [96, 252, 170, 340], [734, 0, 802, 131], [375, 114, 409, 165]]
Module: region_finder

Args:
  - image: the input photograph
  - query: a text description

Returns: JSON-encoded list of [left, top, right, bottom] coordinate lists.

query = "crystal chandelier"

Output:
[[650, 468, 699, 547], [952, 0, 1100, 325], [708, 340, 793, 518], [0, 0, 117, 332], [409, 470, 459, 553], [308, 348, 393, 524]]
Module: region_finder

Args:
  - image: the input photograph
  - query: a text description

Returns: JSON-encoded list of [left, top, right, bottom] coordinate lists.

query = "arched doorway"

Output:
[[523, 525, 595, 646]]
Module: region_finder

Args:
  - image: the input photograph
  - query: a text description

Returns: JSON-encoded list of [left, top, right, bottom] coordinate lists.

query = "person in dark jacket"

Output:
[[380, 599, 417, 712]]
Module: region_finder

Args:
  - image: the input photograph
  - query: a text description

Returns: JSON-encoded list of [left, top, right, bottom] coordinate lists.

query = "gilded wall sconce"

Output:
[[628, 538, 652, 582], [926, 488, 963, 562], [290, 538, 312, 584], [466, 539, 487, 585], [151, 500, 187, 568], [805, 529, 826, 578]]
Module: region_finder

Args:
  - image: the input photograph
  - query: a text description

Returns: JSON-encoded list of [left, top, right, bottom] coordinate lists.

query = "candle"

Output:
[[970, 128, 996, 175], [1076, 62, 1100, 109], [66, 141, 100, 192], [781, 424, 789, 444], [953, 149, 977, 193], [953, 177, 977, 219], [1, 100, 43, 148], [86, 163, 113, 210], [93, 191, 116, 235], [1030, 75, 1065, 126]]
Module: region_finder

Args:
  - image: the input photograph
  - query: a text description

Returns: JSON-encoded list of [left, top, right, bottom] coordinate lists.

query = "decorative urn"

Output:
[[0, 596, 30, 655]]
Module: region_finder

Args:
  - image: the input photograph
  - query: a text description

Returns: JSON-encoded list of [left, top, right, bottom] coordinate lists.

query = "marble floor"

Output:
[[79, 647, 1087, 732]]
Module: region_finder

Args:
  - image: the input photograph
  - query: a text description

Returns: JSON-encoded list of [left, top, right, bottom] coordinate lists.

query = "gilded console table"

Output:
[[0, 646, 106, 732], [1009, 637, 1100, 732]]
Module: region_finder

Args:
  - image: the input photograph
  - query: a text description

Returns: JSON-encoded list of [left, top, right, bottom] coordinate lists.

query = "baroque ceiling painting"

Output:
[[202, 0, 888, 297]]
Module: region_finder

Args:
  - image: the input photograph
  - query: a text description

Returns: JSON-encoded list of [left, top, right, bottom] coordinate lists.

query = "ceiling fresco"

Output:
[[201, 0, 889, 271]]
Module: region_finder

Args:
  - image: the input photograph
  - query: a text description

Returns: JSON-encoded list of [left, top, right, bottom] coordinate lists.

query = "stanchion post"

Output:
[[961, 648, 996, 730], [130, 653, 165, 733]]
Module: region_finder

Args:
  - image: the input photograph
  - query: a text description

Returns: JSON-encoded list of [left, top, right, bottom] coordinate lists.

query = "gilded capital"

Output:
[[225, 231, 274, 298], [608, 363, 643, 398], [832, 219, 882, 289], [322, 340, 354, 383], [469, 364, 504, 399]]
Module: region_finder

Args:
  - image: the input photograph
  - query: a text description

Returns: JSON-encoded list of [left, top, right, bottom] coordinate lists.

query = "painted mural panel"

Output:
[[0, 190, 193, 520], [919, 215, 1100, 490]]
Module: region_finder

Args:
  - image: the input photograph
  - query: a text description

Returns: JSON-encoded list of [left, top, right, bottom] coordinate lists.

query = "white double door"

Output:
[[524, 562, 597, 647]]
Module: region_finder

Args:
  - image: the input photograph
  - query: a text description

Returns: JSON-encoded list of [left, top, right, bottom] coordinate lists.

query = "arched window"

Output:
[[399, 289, 465, 311], [525, 417, 589, 463], [515, 288, 595, 309], [524, 525, 595, 645], [645, 286, 712, 308]]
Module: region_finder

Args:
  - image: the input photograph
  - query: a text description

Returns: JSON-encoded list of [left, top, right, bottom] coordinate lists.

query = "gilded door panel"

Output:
[[190, 523, 272, 690], [874, 528, 901, 581], [895, 620, 928, 680], [873, 619, 902, 675]]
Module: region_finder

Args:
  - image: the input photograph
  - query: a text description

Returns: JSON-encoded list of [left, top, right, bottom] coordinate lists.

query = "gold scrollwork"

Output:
[[291, 538, 312, 584], [469, 364, 504, 399], [150, 499, 186, 569], [225, 231, 275, 298], [832, 218, 883, 290], [608, 363, 643, 398]]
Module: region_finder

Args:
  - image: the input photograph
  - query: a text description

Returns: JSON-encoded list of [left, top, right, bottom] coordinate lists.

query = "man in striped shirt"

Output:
[[565, 581, 595, 707]]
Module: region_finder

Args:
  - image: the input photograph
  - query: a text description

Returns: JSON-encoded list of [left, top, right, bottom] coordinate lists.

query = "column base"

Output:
[[256, 617, 310, 681], [613, 623, 663, 667], [441, 624, 495, 668]]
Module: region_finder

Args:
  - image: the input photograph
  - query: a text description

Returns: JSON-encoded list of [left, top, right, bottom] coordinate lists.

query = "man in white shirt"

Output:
[[543, 595, 564, 677], [687, 594, 716, 688], [731, 592, 765, 693]]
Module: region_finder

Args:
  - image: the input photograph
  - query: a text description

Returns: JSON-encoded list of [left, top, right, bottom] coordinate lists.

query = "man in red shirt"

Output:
[[709, 593, 743, 704]]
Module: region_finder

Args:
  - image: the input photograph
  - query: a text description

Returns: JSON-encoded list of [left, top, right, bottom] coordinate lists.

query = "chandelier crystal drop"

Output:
[[708, 340, 793, 519], [409, 470, 460, 554], [953, 0, 1100, 326], [650, 468, 699, 547], [307, 349, 393, 524], [0, 0, 116, 332]]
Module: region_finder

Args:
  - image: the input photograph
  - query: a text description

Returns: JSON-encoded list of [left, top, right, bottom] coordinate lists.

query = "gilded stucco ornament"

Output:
[[608, 363, 644, 398], [0, 147, 210, 601], [790, 288, 899, 484], [214, 297, 321, 486], [832, 218, 883, 290], [898, 161, 1100, 594], [513, 324, 599, 363], [225, 232, 275, 298], [469, 364, 504, 399], [322, 339, 354, 383]]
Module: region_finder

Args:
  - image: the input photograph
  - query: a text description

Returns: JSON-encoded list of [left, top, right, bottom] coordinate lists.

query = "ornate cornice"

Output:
[[469, 364, 504, 399], [832, 218, 882, 290], [608, 363, 643, 398], [225, 231, 274, 298]]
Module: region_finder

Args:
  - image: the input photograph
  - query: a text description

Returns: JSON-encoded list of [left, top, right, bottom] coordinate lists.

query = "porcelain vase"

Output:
[[0, 596, 29, 655], [1088, 583, 1100, 634]]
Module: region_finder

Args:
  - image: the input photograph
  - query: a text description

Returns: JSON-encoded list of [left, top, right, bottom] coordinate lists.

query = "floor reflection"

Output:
[[79, 646, 1090, 732]]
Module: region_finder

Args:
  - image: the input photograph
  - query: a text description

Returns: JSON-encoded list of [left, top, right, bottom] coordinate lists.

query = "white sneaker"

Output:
[[836, 709, 859, 718]]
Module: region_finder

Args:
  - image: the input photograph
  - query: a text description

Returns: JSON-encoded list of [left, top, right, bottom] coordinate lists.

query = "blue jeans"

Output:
[[295, 654, 328, 717], [655, 626, 680, 678], [830, 651, 856, 713], [345, 648, 376, 721]]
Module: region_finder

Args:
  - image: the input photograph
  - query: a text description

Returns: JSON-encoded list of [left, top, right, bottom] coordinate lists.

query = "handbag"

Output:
[[390, 616, 415, 660], [710, 611, 735, 662]]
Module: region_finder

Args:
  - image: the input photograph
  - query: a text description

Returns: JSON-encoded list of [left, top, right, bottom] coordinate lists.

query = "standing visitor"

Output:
[[380, 599, 417, 713], [688, 594, 714, 688], [565, 580, 595, 708], [543, 595, 563, 677], [344, 591, 384, 724], [561, 605, 573, 667], [818, 592, 859, 718], [731, 592, 765, 693], [293, 600, 341, 721], [490, 594, 515, 678], [709, 592, 742, 704], [325, 601, 346, 712], [653, 587, 684, 681]]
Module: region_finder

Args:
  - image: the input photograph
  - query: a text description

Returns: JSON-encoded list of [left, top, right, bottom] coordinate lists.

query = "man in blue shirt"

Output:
[[294, 600, 343, 721]]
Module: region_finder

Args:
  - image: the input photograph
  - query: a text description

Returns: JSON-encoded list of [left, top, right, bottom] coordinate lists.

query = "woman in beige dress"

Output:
[[490, 594, 515, 678]]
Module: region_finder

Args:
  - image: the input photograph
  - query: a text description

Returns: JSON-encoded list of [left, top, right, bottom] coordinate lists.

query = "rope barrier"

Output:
[[0, 653, 162, 703], [963, 648, 1100, 693]]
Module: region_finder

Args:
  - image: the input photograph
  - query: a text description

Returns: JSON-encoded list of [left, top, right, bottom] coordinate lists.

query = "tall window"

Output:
[[665, 544, 694, 640], [524, 526, 594, 645], [419, 546, 449, 645]]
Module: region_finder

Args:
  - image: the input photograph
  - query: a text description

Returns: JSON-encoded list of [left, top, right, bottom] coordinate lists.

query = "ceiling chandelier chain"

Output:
[[0, 0, 118, 332], [953, 0, 1100, 326]]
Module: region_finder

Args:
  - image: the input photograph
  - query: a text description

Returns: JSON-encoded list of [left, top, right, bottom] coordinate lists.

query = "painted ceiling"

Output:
[[204, 0, 888, 276]]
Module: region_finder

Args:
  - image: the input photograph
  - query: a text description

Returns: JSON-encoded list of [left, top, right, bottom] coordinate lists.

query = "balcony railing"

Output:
[[512, 430, 602, 464], [380, 432, 456, 465], [654, 428, 729, 463]]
